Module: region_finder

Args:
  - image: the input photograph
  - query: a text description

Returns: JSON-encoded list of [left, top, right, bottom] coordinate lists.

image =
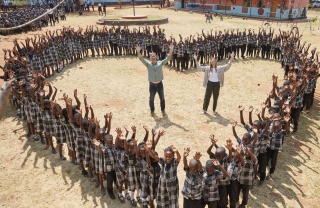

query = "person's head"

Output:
[[205, 160, 215, 175], [242, 133, 251, 145], [189, 159, 198, 174], [253, 120, 261, 130], [150, 52, 157, 64], [210, 58, 217, 68], [73, 113, 81, 126], [127, 138, 135, 152], [104, 134, 113, 148], [215, 147, 226, 162], [138, 142, 146, 158], [163, 146, 175, 164], [98, 128, 105, 140]]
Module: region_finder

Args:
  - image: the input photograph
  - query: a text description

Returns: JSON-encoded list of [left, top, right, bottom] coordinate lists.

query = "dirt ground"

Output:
[[0, 6, 320, 208]]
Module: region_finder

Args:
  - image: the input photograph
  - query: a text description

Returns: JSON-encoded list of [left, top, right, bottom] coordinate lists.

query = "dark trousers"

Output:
[[241, 44, 246, 57], [201, 199, 218, 208], [218, 48, 224, 61], [238, 184, 250, 205], [177, 57, 183, 70], [218, 185, 228, 208], [149, 81, 165, 112], [303, 93, 312, 110], [199, 51, 205, 64], [184, 198, 202, 208], [267, 148, 279, 174], [106, 170, 116, 192], [291, 107, 301, 131], [261, 45, 266, 58], [113, 43, 118, 55], [258, 152, 268, 181], [227, 180, 239, 208], [146, 45, 152, 57], [203, 81, 220, 112], [311, 88, 315, 107], [109, 41, 114, 55], [48, 14, 55, 26], [183, 53, 189, 69]]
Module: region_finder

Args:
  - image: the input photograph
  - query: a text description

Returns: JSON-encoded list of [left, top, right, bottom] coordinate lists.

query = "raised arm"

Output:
[[183, 147, 190, 169]]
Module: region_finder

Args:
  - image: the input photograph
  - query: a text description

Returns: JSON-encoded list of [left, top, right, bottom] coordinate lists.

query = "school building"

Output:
[[173, 0, 308, 19]]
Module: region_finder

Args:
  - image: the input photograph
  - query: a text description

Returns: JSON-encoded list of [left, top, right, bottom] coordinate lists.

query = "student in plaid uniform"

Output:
[[125, 134, 139, 206], [238, 144, 256, 208], [115, 128, 130, 204], [182, 148, 203, 208], [51, 101, 67, 160], [202, 158, 229, 208], [206, 137, 231, 208], [227, 146, 243, 208], [266, 118, 289, 179], [145, 142, 181, 208], [66, 97, 89, 177]]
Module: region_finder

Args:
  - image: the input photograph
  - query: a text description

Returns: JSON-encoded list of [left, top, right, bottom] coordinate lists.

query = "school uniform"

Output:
[[256, 132, 270, 182], [227, 158, 242, 208], [127, 152, 139, 191], [157, 157, 179, 208], [202, 168, 226, 208], [182, 168, 203, 208], [115, 147, 128, 186], [140, 158, 150, 205], [146, 161, 161, 203], [238, 156, 255, 206], [101, 144, 116, 193], [72, 124, 86, 163], [43, 107, 54, 137], [52, 116, 67, 144], [268, 130, 285, 174]]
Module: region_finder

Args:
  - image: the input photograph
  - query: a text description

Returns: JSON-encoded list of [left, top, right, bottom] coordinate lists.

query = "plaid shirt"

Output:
[[202, 169, 224, 202], [101, 144, 116, 172], [270, 130, 284, 151], [224, 36, 230, 47], [238, 156, 255, 185], [305, 78, 315, 94], [182, 168, 203, 200], [227, 158, 242, 180], [183, 44, 191, 54], [242, 35, 248, 44], [115, 148, 128, 169], [258, 132, 270, 154], [177, 45, 184, 57]]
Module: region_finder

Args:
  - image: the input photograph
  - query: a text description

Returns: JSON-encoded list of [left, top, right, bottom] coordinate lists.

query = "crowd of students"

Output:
[[0, 24, 319, 208], [0, 1, 65, 35]]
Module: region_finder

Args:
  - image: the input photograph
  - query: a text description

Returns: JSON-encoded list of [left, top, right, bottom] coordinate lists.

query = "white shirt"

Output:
[[208, 68, 219, 82]]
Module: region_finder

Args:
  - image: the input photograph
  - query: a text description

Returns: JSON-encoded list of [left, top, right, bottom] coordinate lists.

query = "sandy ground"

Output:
[[0, 6, 320, 208]]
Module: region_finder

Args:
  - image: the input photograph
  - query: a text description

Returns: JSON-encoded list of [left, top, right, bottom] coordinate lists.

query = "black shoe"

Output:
[[52, 148, 57, 154], [101, 187, 106, 195], [136, 196, 142, 204], [131, 199, 137, 206], [41, 138, 45, 145], [82, 170, 89, 178], [258, 181, 264, 187], [125, 192, 131, 201], [108, 191, 116, 199]]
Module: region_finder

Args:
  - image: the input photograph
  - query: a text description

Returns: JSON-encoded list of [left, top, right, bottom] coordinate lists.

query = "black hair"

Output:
[[206, 160, 214, 168]]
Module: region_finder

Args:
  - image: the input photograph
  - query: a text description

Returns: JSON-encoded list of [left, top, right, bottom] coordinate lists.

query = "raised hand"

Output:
[[131, 126, 136, 133], [158, 130, 165, 137], [170, 145, 177, 153], [209, 134, 218, 146], [238, 105, 245, 112], [144, 140, 152, 150], [255, 109, 261, 115], [143, 125, 149, 132], [135, 44, 141, 52], [193, 54, 198, 61], [212, 159, 221, 167], [184, 147, 190, 157], [225, 139, 233, 151], [115, 128, 122, 137], [232, 121, 237, 127], [194, 152, 202, 161], [248, 106, 254, 113]]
